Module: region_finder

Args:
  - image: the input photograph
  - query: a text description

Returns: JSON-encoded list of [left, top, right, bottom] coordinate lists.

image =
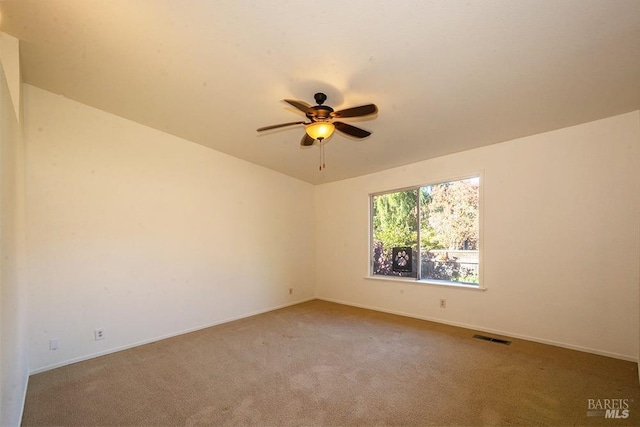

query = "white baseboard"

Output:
[[317, 296, 638, 363], [19, 374, 29, 424], [29, 298, 316, 375], [29, 295, 637, 375]]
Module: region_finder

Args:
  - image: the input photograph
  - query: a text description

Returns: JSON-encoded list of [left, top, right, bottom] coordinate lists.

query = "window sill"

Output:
[[365, 275, 487, 291]]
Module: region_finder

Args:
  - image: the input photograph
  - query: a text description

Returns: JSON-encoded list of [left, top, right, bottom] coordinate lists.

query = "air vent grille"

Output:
[[473, 334, 511, 345]]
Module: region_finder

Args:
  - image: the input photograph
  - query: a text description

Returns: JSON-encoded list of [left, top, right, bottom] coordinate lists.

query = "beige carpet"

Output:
[[22, 299, 640, 426]]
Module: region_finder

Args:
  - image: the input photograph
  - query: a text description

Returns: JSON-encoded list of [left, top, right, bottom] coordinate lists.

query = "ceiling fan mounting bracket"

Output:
[[314, 92, 328, 105]]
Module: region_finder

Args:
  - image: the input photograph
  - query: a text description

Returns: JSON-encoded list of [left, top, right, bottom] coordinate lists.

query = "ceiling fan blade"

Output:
[[300, 133, 315, 146], [284, 99, 312, 114], [332, 103, 378, 118], [257, 121, 306, 132], [334, 121, 372, 138]]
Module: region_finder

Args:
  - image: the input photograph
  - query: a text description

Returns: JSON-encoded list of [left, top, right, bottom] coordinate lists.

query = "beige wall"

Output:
[[0, 33, 28, 427], [25, 85, 316, 373], [316, 111, 640, 361]]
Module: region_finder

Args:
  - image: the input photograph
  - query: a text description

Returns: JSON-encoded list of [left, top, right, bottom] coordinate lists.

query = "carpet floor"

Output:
[[22, 299, 640, 426]]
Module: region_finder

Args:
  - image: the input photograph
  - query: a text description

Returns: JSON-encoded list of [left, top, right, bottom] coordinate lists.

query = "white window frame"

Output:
[[368, 173, 485, 290]]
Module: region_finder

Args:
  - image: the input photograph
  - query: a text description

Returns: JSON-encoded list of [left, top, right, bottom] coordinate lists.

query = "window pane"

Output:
[[371, 189, 418, 278], [420, 177, 479, 284]]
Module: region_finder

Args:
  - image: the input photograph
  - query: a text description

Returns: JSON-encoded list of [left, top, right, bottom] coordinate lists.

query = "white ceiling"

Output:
[[1, 0, 639, 184]]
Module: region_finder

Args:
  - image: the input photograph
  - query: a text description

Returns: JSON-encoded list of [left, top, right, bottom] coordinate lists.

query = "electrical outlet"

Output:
[[288, 288, 293, 295], [49, 339, 60, 350], [94, 328, 105, 340], [439, 299, 446, 308]]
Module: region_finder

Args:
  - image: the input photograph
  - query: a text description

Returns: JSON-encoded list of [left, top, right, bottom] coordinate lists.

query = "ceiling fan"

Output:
[[257, 92, 378, 147]]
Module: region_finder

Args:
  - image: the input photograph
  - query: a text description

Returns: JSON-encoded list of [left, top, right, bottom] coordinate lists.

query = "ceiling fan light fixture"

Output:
[[305, 121, 335, 141]]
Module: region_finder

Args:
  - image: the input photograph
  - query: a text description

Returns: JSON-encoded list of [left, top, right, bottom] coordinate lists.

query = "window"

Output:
[[370, 176, 481, 287]]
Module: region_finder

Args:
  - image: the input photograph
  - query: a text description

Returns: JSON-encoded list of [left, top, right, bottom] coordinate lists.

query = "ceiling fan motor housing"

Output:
[[307, 105, 334, 121]]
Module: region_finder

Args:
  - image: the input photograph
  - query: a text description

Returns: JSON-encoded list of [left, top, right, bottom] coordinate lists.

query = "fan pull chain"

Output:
[[318, 142, 326, 171]]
